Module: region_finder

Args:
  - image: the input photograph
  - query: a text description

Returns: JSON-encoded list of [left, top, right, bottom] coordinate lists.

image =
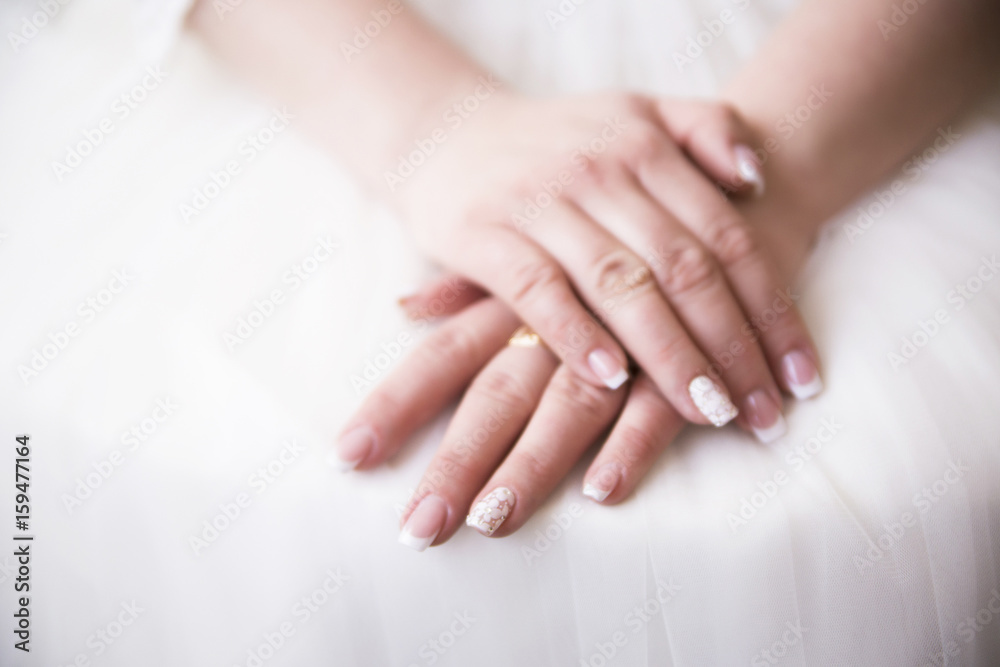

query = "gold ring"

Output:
[[627, 265, 654, 290], [507, 325, 544, 348]]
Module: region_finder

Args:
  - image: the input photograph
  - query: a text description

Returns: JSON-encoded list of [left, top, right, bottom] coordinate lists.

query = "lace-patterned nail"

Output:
[[688, 375, 739, 426], [465, 487, 515, 536]]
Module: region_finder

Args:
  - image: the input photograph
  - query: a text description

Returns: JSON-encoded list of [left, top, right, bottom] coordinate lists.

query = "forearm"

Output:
[[727, 0, 1000, 248], [189, 0, 488, 186]]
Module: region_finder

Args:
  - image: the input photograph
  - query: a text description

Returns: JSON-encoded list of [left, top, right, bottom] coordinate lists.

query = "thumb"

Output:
[[655, 98, 765, 198]]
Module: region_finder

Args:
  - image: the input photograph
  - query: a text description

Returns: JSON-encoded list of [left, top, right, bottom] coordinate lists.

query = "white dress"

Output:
[[1, 0, 998, 665]]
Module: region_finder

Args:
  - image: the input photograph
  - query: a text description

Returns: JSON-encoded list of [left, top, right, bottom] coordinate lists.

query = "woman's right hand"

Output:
[[387, 91, 822, 435]]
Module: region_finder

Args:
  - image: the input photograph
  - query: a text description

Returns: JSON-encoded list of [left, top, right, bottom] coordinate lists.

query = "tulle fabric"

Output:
[[0, 0, 998, 664]]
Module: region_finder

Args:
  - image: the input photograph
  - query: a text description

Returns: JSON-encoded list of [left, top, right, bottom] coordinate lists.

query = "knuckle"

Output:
[[508, 258, 565, 307], [648, 329, 692, 368], [548, 369, 615, 414], [616, 122, 663, 166], [660, 242, 718, 297], [573, 156, 614, 191], [416, 323, 480, 369], [470, 368, 533, 412], [591, 248, 646, 295], [706, 218, 760, 268]]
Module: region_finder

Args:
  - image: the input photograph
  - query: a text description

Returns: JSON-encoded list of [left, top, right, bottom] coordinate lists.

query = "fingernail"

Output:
[[397, 294, 428, 321], [688, 375, 739, 426], [782, 350, 823, 399], [399, 494, 448, 552], [465, 487, 515, 536], [328, 425, 375, 472], [744, 390, 787, 443], [583, 464, 620, 503], [734, 145, 765, 197], [588, 349, 629, 390]]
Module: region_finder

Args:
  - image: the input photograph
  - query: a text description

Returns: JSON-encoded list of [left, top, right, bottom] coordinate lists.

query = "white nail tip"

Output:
[[466, 487, 515, 536], [735, 146, 765, 197], [688, 375, 739, 427], [326, 451, 362, 472], [752, 416, 788, 444], [398, 529, 435, 552], [789, 376, 824, 400], [603, 369, 629, 390], [583, 484, 610, 502], [738, 162, 765, 197]]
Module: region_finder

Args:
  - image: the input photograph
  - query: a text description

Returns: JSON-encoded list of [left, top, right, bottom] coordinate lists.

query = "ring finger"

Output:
[[577, 174, 786, 442], [524, 201, 740, 428], [398, 334, 559, 550], [465, 363, 627, 537]]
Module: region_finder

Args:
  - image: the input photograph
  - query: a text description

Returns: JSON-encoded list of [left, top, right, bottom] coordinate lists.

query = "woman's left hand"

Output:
[[336, 292, 688, 549]]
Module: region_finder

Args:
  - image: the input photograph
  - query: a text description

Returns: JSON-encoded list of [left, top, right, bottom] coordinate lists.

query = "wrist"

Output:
[[731, 117, 826, 281], [373, 70, 515, 192]]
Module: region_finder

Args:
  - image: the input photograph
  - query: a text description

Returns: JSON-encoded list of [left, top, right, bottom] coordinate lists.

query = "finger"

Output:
[[582, 372, 685, 504], [445, 224, 632, 391], [332, 298, 519, 471], [637, 147, 823, 405], [398, 274, 488, 320], [576, 174, 786, 442], [523, 200, 738, 427], [398, 341, 559, 550], [465, 364, 626, 537], [656, 98, 765, 197]]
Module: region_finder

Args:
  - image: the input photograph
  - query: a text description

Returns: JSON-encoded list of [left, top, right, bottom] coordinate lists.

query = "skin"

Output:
[[190, 0, 1000, 546], [188, 0, 820, 428]]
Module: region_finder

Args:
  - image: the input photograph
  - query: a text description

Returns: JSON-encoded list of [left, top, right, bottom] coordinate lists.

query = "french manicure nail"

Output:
[[588, 349, 629, 390], [734, 144, 765, 197], [583, 464, 620, 502], [744, 390, 787, 443], [328, 425, 375, 472], [688, 375, 739, 426], [582, 484, 609, 502], [466, 487, 515, 536], [399, 494, 448, 552], [782, 350, 823, 399]]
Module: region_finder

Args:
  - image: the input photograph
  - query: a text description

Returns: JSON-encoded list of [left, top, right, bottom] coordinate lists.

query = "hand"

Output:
[[389, 92, 821, 432], [339, 295, 647, 548], [335, 182, 822, 549]]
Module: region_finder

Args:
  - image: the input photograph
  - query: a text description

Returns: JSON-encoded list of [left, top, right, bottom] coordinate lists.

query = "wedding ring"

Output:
[[507, 325, 544, 348], [627, 265, 654, 290]]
